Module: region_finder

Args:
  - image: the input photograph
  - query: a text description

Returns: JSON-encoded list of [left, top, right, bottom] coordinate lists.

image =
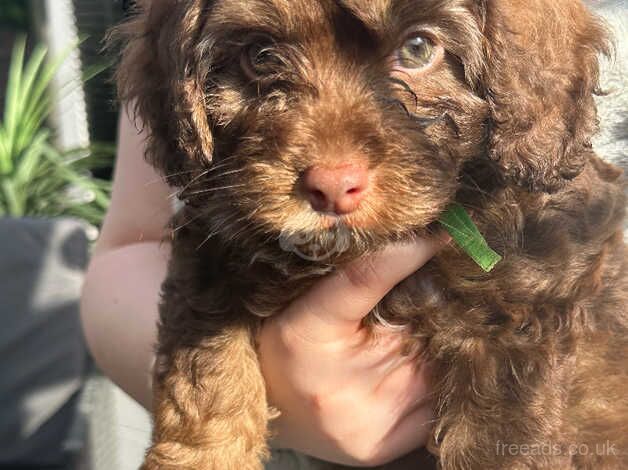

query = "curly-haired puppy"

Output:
[[114, 0, 627, 468]]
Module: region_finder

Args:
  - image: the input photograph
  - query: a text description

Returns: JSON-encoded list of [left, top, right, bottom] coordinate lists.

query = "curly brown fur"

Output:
[[112, 0, 627, 468]]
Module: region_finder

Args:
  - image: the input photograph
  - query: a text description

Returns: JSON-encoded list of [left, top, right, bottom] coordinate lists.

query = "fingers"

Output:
[[280, 236, 446, 343]]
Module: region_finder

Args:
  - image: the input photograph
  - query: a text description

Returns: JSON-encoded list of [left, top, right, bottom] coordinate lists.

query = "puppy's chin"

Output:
[[277, 218, 433, 264]]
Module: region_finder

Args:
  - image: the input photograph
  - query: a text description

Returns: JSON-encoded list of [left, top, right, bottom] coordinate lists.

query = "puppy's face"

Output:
[[199, 0, 486, 251], [117, 0, 607, 259]]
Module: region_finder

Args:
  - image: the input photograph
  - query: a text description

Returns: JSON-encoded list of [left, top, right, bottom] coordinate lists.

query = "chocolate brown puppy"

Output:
[[113, 0, 627, 468]]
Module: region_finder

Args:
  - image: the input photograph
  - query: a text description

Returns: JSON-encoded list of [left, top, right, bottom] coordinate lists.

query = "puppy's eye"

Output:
[[397, 34, 436, 70], [241, 40, 282, 80]]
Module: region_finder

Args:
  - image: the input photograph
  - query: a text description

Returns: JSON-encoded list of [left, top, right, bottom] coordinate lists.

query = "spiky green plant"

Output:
[[0, 36, 111, 226]]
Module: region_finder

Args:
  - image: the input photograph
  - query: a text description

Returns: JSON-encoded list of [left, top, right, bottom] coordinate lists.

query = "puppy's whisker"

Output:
[[172, 210, 208, 233], [205, 157, 239, 173], [180, 184, 247, 199], [162, 163, 242, 200], [172, 169, 212, 198], [164, 168, 202, 179], [197, 213, 240, 250], [226, 219, 257, 243], [210, 168, 246, 179], [459, 173, 500, 209], [459, 182, 493, 203], [144, 169, 202, 187]]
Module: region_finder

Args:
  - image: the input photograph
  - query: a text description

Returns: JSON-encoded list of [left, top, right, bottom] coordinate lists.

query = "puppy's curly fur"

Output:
[[113, 0, 627, 468]]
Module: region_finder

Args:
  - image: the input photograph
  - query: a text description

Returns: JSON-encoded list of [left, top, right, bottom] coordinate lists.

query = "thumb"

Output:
[[280, 236, 445, 343]]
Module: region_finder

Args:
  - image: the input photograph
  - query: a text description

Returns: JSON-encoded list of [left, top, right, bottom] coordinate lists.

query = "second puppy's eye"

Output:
[[241, 40, 282, 80], [397, 35, 437, 70]]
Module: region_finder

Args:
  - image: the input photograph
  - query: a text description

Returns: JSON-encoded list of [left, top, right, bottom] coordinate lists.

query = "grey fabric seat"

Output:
[[0, 217, 89, 468]]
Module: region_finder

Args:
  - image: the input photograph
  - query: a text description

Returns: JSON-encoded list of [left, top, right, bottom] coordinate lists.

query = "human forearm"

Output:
[[80, 241, 169, 408]]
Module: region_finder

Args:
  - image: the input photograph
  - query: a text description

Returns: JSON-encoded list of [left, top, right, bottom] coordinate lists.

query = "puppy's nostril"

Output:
[[310, 189, 329, 210], [301, 164, 369, 215]]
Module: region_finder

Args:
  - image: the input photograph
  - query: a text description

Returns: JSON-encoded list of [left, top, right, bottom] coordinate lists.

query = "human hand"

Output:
[[258, 238, 445, 467]]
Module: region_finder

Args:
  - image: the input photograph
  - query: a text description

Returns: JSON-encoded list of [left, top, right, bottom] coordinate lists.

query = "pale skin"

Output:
[[80, 111, 442, 467]]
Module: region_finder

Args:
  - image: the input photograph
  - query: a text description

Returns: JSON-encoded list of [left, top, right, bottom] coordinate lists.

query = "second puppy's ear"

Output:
[[113, 0, 214, 186], [481, 0, 610, 192]]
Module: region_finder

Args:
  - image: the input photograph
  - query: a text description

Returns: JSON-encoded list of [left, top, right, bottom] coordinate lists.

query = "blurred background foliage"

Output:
[[0, 38, 111, 225], [0, 0, 130, 226]]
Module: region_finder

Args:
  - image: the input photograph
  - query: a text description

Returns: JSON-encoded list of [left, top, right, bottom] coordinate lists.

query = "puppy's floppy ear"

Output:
[[480, 0, 610, 192], [112, 0, 214, 185]]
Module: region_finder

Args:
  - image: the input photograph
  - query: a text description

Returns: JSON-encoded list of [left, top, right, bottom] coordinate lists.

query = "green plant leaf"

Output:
[[0, 128, 10, 167], [15, 96, 50, 152], [1, 36, 26, 175], [0, 37, 112, 224], [14, 129, 50, 185], [1, 179, 22, 216], [439, 204, 502, 272], [82, 60, 113, 83], [13, 45, 48, 155], [19, 42, 76, 137], [18, 44, 48, 111]]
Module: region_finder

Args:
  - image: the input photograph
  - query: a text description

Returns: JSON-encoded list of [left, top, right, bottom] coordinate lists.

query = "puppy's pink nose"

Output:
[[302, 164, 369, 215]]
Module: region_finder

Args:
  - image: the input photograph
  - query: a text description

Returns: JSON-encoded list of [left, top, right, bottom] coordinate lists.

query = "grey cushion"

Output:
[[0, 217, 89, 466]]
